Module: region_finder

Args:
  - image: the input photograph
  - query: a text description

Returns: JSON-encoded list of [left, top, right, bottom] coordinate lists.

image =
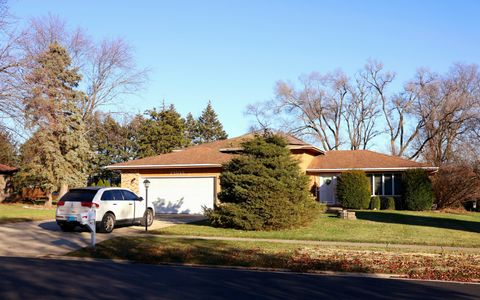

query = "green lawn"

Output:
[[153, 210, 480, 247], [69, 236, 480, 282], [0, 203, 56, 224]]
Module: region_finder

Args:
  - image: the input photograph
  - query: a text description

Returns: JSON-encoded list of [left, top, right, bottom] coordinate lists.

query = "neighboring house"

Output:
[[107, 134, 436, 214], [0, 164, 17, 202]]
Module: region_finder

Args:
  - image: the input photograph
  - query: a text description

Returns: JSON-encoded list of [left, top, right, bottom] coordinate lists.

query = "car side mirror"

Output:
[[137, 197, 144, 201]]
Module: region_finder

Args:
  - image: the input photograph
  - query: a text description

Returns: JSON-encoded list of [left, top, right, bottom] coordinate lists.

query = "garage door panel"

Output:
[[140, 177, 215, 214]]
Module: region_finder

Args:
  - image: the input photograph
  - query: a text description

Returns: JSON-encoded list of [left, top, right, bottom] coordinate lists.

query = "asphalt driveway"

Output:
[[0, 215, 204, 257]]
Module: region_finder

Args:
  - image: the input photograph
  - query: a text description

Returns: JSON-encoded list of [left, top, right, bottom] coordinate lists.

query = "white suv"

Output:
[[56, 187, 155, 233]]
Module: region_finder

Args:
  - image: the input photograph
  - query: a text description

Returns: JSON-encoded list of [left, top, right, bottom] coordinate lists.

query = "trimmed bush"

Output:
[[381, 196, 396, 210], [402, 169, 434, 211], [206, 134, 320, 231], [370, 196, 381, 210], [336, 170, 371, 209]]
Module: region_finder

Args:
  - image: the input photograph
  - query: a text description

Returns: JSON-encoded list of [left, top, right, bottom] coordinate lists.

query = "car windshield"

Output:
[[60, 189, 97, 202]]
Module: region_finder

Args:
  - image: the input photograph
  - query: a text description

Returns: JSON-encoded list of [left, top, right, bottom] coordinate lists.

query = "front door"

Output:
[[319, 176, 337, 205]]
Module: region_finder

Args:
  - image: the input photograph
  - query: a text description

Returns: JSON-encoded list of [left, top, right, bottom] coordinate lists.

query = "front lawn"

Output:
[[69, 236, 480, 282], [0, 203, 56, 224], [153, 210, 480, 247]]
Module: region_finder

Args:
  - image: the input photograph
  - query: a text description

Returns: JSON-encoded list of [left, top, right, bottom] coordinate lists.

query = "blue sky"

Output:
[[10, 0, 480, 149]]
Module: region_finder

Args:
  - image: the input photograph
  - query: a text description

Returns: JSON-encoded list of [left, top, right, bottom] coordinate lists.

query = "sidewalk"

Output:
[[144, 234, 480, 252]]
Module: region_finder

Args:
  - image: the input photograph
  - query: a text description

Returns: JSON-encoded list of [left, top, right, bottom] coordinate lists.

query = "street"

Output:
[[0, 257, 478, 300]]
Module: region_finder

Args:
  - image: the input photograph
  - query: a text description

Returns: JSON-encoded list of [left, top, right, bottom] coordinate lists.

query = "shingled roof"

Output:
[[107, 133, 322, 170], [307, 150, 436, 172]]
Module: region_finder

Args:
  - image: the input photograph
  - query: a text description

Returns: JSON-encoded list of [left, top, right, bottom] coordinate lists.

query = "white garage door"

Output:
[[140, 177, 215, 214]]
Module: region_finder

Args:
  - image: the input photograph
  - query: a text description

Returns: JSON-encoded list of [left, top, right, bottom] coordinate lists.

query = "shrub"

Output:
[[208, 134, 320, 231], [402, 169, 434, 211], [370, 196, 381, 210], [336, 170, 371, 209], [381, 196, 396, 210], [431, 165, 480, 209]]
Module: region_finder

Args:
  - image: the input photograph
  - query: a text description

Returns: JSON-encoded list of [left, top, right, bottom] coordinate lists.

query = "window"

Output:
[[394, 173, 403, 195], [122, 190, 138, 200], [112, 190, 124, 200], [367, 173, 401, 196], [61, 189, 97, 202], [374, 174, 383, 196], [101, 191, 114, 200], [384, 174, 393, 195]]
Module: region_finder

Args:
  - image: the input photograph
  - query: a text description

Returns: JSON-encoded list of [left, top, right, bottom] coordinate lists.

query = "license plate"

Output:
[[67, 216, 77, 222]]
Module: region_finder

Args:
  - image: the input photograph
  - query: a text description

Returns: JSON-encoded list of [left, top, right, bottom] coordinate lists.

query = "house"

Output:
[[0, 164, 17, 202], [106, 134, 436, 214]]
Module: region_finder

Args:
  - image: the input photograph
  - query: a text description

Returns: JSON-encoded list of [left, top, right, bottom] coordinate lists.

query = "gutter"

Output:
[[306, 167, 439, 172], [105, 164, 223, 170]]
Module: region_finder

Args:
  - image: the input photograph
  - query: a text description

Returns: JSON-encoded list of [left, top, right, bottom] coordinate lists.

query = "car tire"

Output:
[[59, 223, 75, 232], [140, 209, 154, 227], [99, 212, 116, 233]]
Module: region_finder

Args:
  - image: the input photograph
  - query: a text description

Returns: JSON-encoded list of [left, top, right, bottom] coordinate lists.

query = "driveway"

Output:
[[0, 214, 204, 257]]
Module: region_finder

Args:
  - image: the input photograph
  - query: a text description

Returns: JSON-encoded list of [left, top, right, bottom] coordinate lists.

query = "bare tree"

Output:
[[343, 73, 382, 149], [82, 38, 148, 119], [414, 64, 480, 165], [17, 14, 148, 120], [272, 71, 348, 150], [0, 0, 25, 137]]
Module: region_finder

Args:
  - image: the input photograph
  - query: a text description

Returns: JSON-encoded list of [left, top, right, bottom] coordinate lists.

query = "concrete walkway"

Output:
[[0, 215, 205, 257], [147, 234, 480, 252]]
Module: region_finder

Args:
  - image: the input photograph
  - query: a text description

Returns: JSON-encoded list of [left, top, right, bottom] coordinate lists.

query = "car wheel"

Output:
[[59, 223, 75, 232], [140, 209, 154, 227], [99, 213, 115, 233]]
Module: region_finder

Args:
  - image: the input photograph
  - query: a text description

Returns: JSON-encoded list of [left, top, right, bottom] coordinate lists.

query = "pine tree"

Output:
[[0, 129, 17, 166], [87, 112, 132, 185], [17, 42, 92, 206], [184, 112, 199, 145], [206, 134, 320, 230], [195, 101, 227, 144], [137, 104, 188, 158]]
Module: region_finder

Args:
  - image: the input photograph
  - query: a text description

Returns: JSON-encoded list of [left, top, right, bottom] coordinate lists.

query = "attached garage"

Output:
[[140, 177, 216, 214]]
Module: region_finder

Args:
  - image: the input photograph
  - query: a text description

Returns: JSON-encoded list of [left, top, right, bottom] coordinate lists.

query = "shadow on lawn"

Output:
[[355, 211, 480, 233], [74, 237, 370, 274]]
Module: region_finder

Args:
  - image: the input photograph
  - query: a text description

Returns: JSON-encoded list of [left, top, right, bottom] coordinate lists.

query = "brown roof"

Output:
[[107, 133, 321, 170], [0, 164, 17, 173], [307, 150, 434, 172]]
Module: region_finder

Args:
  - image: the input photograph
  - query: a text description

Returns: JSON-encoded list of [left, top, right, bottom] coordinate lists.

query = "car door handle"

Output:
[[113, 203, 117, 206], [129, 203, 133, 205]]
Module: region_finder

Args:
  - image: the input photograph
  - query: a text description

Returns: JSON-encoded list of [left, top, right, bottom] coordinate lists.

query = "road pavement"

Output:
[[0, 257, 478, 300]]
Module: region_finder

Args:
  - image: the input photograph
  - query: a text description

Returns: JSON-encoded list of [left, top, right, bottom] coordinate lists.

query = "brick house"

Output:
[[107, 134, 436, 214]]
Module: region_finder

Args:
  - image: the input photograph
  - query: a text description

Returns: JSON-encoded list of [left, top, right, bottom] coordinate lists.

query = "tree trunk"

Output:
[[58, 182, 69, 199], [45, 190, 53, 208]]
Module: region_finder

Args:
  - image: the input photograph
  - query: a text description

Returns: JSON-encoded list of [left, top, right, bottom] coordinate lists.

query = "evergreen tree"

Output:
[[137, 104, 188, 158], [195, 101, 227, 144], [206, 134, 319, 230], [0, 129, 18, 166], [17, 42, 92, 206], [184, 112, 199, 145], [87, 112, 133, 185]]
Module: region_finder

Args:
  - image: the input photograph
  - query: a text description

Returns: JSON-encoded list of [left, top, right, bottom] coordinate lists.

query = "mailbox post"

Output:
[[81, 205, 97, 250], [143, 179, 150, 232]]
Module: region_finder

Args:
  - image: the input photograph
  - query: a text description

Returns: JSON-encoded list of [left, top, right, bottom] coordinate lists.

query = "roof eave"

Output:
[[307, 166, 439, 172], [105, 163, 223, 170]]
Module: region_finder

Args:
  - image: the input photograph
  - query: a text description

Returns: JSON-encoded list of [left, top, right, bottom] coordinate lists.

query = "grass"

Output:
[[0, 203, 56, 224], [69, 236, 480, 282], [153, 210, 480, 247]]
